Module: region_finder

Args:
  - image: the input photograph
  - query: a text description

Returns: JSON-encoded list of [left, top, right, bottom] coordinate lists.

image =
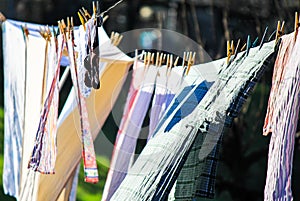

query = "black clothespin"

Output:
[[259, 26, 268, 50]]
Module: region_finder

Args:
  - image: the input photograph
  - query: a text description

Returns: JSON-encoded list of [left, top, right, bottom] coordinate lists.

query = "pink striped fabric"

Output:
[[102, 61, 151, 200], [263, 35, 294, 136], [264, 31, 300, 200]]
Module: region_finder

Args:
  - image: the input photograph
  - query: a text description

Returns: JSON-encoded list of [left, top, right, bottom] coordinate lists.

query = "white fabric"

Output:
[[2, 20, 26, 199]]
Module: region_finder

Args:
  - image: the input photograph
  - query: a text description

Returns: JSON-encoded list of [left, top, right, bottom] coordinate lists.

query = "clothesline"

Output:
[[2, 5, 300, 201]]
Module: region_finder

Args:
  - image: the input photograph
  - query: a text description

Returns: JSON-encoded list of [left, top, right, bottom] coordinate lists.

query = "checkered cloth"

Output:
[[110, 41, 276, 201], [173, 42, 278, 201]]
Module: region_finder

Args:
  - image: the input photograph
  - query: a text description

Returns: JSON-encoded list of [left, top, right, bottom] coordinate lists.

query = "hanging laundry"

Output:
[[148, 66, 175, 138], [77, 21, 93, 98], [37, 40, 134, 201], [52, 24, 132, 201], [67, 30, 99, 183], [110, 40, 276, 201], [27, 33, 64, 173], [264, 32, 300, 201], [174, 41, 275, 200], [263, 36, 294, 135], [84, 18, 101, 90], [7, 19, 56, 201], [102, 59, 156, 201], [2, 20, 26, 199]]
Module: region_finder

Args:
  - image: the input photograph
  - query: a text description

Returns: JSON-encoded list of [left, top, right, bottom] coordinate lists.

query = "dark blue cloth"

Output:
[[165, 82, 208, 132]]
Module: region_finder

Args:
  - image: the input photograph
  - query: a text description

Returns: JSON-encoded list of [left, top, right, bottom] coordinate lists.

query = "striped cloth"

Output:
[[264, 32, 300, 200], [110, 40, 275, 201], [175, 41, 278, 201], [102, 62, 157, 201], [263, 36, 294, 136], [149, 67, 175, 138], [27, 34, 64, 174], [67, 36, 99, 183]]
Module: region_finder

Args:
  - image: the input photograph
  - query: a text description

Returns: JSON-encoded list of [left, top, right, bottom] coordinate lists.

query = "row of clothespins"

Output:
[[225, 11, 300, 66], [138, 51, 196, 76]]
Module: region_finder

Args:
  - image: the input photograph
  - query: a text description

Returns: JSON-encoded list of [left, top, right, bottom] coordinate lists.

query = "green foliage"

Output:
[[0, 107, 16, 201], [76, 156, 109, 201]]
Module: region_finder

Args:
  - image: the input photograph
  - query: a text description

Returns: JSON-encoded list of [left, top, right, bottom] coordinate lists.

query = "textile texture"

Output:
[[110, 41, 275, 201], [264, 32, 300, 200]]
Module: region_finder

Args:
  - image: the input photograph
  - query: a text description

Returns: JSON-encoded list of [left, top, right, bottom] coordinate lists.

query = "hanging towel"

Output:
[[264, 32, 300, 201], [263, 36, 294, 136], [102, 61, 157, 201], [148, 66, 175, 138], [18, 22, 51, 201], [174, 44, 276, 200], [2, 20, 26, 199], [110, 40, 275, 201]]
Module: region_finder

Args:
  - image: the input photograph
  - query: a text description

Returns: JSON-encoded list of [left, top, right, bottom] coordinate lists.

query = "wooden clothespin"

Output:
[[143, 51, 147, 66], [103, 15, 109, 23], [162, 54, 167, 64], [0, 12, 6, 24], [39, 26, 51, 41], [166, 54, 170, 68], [144, 52, 151, 68], [226, 40, 234, 64], [166, 54, 173, 76], [186, 52, 195, 76], [66, 17, 71, 39], [115, 34, 123, 46], [158, 53, 163, 67], [174, 56, 179, 67], [82, 7, 92, 20], [79, 9, 87, 23], [110, 31, 115, 43], [151, 53, 155, 65], [110, 32, 123, 46], [259, 26, 268, 50], [21, 24, 29, 39], [275, 20, 285, 44], [241, 42, 246, 51], [155, 52, 160, 67], [232, 39, 240, 61], [170, 54, 174, 74], [147, 52, 152, 67], [77, 12, 86, 31], [92, 1, 98, 25], [93, 1, 97, 18], [182, 52, 187, 68], [295, 12, 300, 40]]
